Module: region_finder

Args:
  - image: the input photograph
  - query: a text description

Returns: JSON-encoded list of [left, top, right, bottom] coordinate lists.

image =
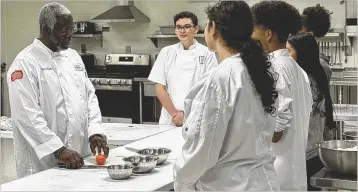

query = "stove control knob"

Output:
[[123, 80, 127, 84], [107, 79, 111, 84], [95, 79, 100, 84]]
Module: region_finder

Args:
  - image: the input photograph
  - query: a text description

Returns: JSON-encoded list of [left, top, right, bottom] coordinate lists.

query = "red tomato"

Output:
[[96, 155, 106, 165]]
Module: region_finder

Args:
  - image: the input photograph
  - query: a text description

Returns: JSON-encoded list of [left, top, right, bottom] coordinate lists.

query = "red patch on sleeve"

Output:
[[11, 70, 23, 81]]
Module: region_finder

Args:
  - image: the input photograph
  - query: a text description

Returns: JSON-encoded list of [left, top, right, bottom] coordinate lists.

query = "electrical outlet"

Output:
[[102, 26, 110, 32], [126, 46, 131, 54]]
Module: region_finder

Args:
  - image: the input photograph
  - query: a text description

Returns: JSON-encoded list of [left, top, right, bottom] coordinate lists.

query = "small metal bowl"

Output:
[[107, 164, 134, 180], [136, 147, 172, 165], [123, 155, 159, 174]]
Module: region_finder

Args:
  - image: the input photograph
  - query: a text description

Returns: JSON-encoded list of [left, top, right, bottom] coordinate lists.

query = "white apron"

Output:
[[158, 50, 198, 125]]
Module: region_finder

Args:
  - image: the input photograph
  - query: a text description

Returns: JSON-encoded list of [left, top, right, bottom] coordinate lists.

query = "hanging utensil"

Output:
[[331, 42, 334, 65], [328, 42, 331, 65], [325, 42, 328, 55], [338, 42, 342, 65], [334, 42, 338, 65], [318, 42, 322, 53]]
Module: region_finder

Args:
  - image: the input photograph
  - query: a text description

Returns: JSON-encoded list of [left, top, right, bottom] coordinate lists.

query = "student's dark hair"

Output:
[[251, 1, 302, 43], [206, 1, 278, 114], [302, 4, 332, 38], [173, 11, 198, 26], [288, 33, 334, 129]]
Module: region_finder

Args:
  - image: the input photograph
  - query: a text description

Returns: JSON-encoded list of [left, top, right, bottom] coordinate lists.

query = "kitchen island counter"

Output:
[[1, 128, 184, 191], [311, 168, 357, 191], [1, 123, 175, 146]]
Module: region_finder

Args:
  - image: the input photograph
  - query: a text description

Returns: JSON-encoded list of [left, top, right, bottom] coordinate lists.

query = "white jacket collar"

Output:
[[270, 49, 290, 58], [178, 39, 198, 50], [33, 38, 67, 57]]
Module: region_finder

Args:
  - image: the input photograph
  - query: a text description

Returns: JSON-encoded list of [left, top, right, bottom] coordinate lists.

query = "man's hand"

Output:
[[172, 111, 184, 127], [58, 149, 84, 169], [90, 135, 109, 158], [272, 131, 284, 143]]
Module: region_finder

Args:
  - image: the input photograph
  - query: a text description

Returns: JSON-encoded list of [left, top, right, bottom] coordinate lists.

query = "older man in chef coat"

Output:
[[148, 11, 218, 127], [7, 2, 108, 178]]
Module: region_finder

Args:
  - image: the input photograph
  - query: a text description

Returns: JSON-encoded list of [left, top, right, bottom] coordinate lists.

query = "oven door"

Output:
[[94, 83, 140, 124]]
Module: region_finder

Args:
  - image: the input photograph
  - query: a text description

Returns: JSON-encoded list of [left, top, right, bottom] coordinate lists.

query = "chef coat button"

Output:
[[185, 127, 188, 131], [58, 73, 62, 77]]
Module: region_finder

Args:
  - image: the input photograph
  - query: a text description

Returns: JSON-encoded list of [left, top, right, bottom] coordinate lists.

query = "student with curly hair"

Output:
[[287, 32, 335, 191], [301, 4, 333, 80], [251, 1, 313, 191], [173, 1, 279, 190]]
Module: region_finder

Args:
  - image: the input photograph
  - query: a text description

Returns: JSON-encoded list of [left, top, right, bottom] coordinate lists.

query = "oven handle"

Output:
[[93, 86, 132, 91]]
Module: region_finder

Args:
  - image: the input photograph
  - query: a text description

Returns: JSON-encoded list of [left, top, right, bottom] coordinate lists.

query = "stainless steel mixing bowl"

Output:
[[123, 155, 159, 174], [136, 147, 172, 165], [317, 140, 357, 176], [107, 164, 134, 180], [343, 131, 357, 140]]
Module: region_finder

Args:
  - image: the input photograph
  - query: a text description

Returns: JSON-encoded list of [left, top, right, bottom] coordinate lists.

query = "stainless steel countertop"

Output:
[[330, 77, 357, 86], [310, 168, 357, 191], [133, 77, 150, 82]]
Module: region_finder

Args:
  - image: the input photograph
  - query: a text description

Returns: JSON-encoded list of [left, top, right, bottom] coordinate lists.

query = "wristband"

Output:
[[54, 146, 66, 159]]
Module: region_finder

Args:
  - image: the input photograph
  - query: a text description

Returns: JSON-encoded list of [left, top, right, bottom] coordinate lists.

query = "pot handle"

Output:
[[316, 141, 324, 147]]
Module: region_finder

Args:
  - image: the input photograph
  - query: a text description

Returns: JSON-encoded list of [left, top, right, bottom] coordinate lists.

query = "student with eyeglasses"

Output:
[[148, 11, 218, 127]]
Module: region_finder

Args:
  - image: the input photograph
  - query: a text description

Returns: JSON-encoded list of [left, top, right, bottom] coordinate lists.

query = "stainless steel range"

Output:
[[87, 53, 153, 124]]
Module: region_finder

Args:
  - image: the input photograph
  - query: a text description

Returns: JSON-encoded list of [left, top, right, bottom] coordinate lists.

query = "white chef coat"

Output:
[[7, 39, 105, 178], [174, 54, 279, 191], [148, 40, 218, 125], [269, 49, 312, 191]]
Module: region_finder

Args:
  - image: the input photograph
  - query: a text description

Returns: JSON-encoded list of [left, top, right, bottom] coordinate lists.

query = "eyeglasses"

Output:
[[175, 24, 195, 32]]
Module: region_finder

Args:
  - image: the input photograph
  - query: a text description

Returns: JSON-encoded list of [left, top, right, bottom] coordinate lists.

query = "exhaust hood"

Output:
[[91, 0, 150, 23]]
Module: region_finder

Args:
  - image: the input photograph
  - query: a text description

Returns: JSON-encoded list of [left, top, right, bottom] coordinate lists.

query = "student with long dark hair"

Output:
[[173, 1, 279, 191], [287, 32, 334, 191]]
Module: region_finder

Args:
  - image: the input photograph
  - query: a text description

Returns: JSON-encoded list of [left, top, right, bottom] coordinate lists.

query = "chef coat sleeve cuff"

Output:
[[33, 135, 64, 160], [88, 123, 106, 140], [147, 76, 166, 86], [275, 108, 292, 132]]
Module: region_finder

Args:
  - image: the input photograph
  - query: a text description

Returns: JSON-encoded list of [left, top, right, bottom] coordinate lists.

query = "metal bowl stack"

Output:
[[317, 140, 357, 176], [107, 163, 134, 180], [123, 155, 158, 174], [136, 147, 172, 165]]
